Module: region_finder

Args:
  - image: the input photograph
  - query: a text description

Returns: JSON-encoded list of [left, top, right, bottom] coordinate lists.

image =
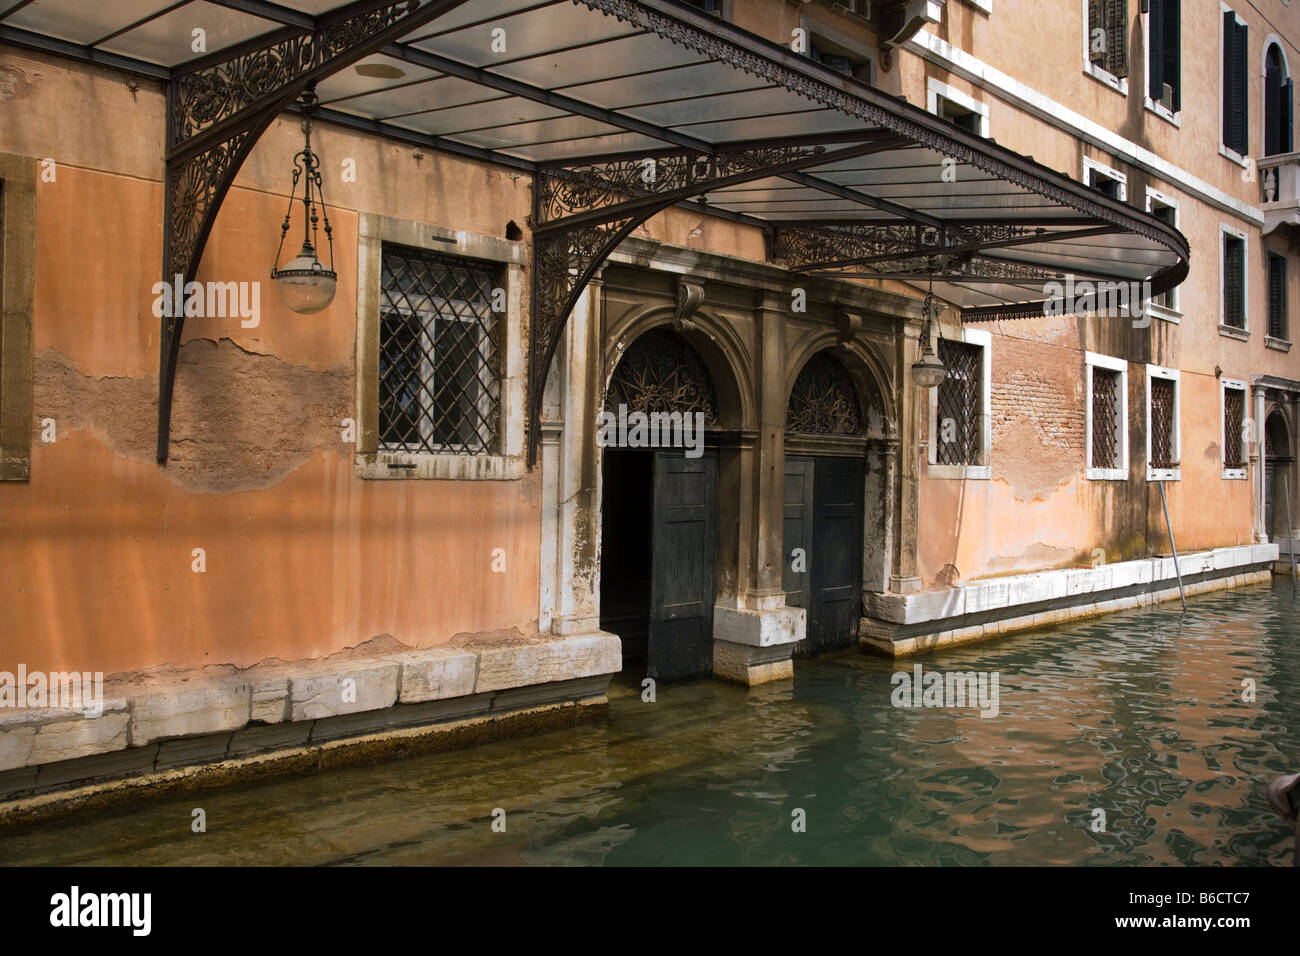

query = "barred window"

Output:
[[1090, 367, 1122, 470], [936, 338, 984, 466], [1268, 252, 1288, 340], [378, 244, 501, 455], [1223, 385, 1246, 468], [1088, 0, 1129, 80], [1223, 233, 1246, 329], [1150, 376, 1177, 469]]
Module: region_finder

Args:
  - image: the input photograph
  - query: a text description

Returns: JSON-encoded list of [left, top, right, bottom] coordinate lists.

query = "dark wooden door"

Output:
[[783, 457, 814, 613], [806, 456, 864, 656], [648, 451, 717, 679]]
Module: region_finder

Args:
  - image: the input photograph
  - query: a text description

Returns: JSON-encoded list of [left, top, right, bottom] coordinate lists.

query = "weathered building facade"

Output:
[[0, 0, 1293, 812]]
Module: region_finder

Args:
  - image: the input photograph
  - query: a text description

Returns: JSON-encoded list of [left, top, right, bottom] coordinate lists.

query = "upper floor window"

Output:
[[1268, 251, 1289, 341], [1084, 157, 1127, 201], [1222, 8, 1249, 156], [1087, 0, 1129, 85], [1221, 226, 1247, 332], [809, 39, 871, 83], [1264, 43, 1294, 156], [1145, 188, 1180, 316], [927, 78, 990, 137], [1146, 0, 1181, 117]]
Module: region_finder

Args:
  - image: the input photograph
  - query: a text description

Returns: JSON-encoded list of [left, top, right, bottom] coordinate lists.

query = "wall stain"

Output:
[[32, 337, 352, 493]]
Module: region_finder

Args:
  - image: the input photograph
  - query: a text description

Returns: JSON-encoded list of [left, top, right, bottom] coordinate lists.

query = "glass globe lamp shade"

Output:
[[274, 251, 337, 314], [911, 349, 947, 389]]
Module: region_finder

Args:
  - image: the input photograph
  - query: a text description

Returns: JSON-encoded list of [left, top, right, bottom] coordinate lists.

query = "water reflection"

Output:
[[1, 581, 1296, 866]]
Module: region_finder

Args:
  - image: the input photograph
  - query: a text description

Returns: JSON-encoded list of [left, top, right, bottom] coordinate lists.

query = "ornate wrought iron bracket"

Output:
[[525, 134, 909, 465], [157, 0, 470, 463]]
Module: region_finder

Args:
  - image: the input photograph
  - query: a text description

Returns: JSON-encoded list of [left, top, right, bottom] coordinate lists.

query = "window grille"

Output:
[[1091, 367, 1122, 469], [1150, 376, 1176, 468], [936, 338, 983, 466], [1224, 387, 1245, 467], [378, 244, 501, 455]]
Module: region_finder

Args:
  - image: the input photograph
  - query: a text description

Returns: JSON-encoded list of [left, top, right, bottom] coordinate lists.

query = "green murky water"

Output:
[[3, 580, 1298, 866]]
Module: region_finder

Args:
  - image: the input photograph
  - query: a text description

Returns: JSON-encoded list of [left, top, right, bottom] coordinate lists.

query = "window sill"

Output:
[[1147, 467, 1181, 482], [1085, 63, 1128, 96], [1266, 336, 1292, 352], [1146, 302, 1181, 324], [1143, 96, 1181, 127], [1222, 467, 1249, 480], [1220, 144, 1248, 167], [928, 464, 991, 480], [1086, 467, 1127, 481], [355, 450, 526, 480], [1219, 324, 1250, 341]]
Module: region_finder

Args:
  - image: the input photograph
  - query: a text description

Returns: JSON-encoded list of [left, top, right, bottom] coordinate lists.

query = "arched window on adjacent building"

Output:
[[1265, 43, 1294, 157]]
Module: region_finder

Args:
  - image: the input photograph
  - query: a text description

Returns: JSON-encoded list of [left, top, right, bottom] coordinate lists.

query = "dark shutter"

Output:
[[1286, 78, 1295, 153], [1231, 18, 1249, 153], [1269, 254, 1288, 340], [1164, 0, 1180, 110], [1266, 59, 1282, 156], [1149, 0, 1165, 100], [1224, 237, 1244, 328]]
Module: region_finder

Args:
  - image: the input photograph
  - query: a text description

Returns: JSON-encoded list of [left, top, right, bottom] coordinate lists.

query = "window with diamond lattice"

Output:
[[786, 352, 865, 435], [378, 245, 501, 455], [1091, 367, 1122, 469], [1150, 376, 1177, 468], [1223, 386, 1245, 467], [936, 339, 983, 465]]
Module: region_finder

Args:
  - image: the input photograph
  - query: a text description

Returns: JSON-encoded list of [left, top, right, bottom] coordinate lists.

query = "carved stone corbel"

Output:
[[675, 277, 706, 330], [835, 306, 863, 345]]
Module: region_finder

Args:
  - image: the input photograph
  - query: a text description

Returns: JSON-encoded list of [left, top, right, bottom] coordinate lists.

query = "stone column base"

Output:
[[712, 605, 804, 686]]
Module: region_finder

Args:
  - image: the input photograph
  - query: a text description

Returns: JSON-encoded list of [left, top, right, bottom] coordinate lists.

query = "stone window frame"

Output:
[[927, 326, 991, 480], [1083, 156, 1127, 202], [926, 77, 990, 138], [1219, 221, 1250, 339], [1085, 351, 1129, 481], [1220, 376, 1250, 479], [0, 153, 36, 482], [1144, 186, 1182, 322], [355, 214, 527, 480], [798, 12, 877, 86], [1145, 363, 1181, 482], [1082, 0, 1130, 97]]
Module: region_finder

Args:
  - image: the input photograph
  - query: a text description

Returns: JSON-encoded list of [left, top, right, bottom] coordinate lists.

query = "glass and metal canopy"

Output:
[[1, 0, 1190, 463]]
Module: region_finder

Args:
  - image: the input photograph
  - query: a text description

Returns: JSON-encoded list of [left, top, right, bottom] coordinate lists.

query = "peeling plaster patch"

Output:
[[991, 418, 1082, 501], [0, 64, 33, 101], [985, 542, 1075, 575], [1205, 442, 1221, 461], [32, 339, 352, 493]]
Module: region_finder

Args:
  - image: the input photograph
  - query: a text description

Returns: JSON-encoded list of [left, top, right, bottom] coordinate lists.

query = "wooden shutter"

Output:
[[1266, 60, 1282, 156], [1269, 254, 1287, 340], [1224, 238, 1244, 328], [1163, 0, 1179, 110], [1149, 0, 1165, 100], [1286, 79, 1295, 153], [1231, 18, 1248, 153]]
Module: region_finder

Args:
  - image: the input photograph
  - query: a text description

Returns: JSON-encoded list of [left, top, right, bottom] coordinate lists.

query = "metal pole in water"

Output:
[[1159, 479, 1187, 612], [1286, 475, 1297, 586]]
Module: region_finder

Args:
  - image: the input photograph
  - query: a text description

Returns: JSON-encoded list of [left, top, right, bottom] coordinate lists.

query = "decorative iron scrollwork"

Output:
[[786, 352, 865, 436], [606, 328, 720, 424]]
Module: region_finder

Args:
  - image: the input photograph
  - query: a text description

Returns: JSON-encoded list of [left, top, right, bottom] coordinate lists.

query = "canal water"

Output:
[[2, 580, 1297, 866]]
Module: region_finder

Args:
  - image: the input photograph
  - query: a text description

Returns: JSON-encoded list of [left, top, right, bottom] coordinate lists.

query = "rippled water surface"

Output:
[[3, 580, 1299, 866]]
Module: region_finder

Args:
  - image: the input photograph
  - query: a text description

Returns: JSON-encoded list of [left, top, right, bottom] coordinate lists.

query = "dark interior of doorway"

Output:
[[600, 448, 653, 678]]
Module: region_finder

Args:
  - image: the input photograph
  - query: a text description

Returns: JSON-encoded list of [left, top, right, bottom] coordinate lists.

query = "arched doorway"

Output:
[[782, 351, 868, 656], [1265, 43, 1294, 157], [1266, 410, 1294, 542], [599, 327, 721, 681]]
